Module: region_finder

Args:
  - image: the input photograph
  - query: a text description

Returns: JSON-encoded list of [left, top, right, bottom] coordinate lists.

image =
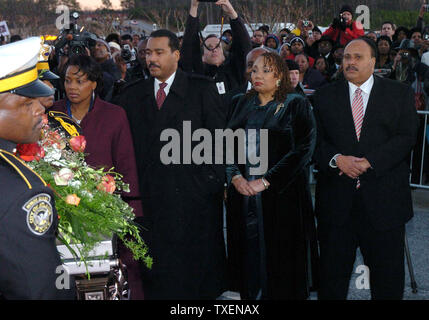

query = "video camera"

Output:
[[339, 13, 346, 25], [400, 51, 410, 59], [54, 12, 97, 57], [332, 13, 347, 30], [121, 44, 137, 68]]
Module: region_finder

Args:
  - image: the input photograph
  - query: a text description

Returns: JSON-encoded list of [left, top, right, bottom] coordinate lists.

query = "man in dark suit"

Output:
[[115, 30, 227, 299], [313, 37, 419, 300]]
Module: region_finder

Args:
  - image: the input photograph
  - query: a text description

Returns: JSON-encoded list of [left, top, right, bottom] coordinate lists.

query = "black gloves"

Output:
[[332, 17, 341, 29], [332, 16, 348, 31]]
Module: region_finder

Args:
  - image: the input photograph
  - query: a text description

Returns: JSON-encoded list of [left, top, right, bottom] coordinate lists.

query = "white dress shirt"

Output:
[[154, 71, 176, 99]]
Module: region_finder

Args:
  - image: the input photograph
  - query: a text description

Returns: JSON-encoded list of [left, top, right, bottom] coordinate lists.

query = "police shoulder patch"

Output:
[[22, 193, 53, 236]]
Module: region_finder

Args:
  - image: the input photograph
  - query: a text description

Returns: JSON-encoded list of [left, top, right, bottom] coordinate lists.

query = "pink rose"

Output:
[[69, 135, 86, 153], [97, 175, 116, 194]]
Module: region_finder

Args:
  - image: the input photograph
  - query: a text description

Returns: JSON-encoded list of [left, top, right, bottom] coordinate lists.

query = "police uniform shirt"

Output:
[[0, 138, 74, 299]]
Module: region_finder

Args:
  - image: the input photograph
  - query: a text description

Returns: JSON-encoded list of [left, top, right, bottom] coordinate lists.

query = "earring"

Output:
[[92, 90, 95, 101], [276, 80, 281, 87]]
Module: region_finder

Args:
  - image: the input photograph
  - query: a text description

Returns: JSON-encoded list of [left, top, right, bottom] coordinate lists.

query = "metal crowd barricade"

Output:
[[410, 110, 429, 190]]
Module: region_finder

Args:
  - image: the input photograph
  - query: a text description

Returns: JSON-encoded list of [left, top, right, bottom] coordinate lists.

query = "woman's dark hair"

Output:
[[313, 55, 329, 73], [296, 52, 310, 62], [246, 52, 294, 103], [106, 33, 120, 44], [65, 55, 104, 96], [121, 34, 133, 42], [375, 36, 393, 67], [410, 27, 422, 37], [222, 29, 232, 37], [377, 35, 392, 48], [393, 26, 409, 42]]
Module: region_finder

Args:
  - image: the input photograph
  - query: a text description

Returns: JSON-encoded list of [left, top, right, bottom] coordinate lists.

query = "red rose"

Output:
[[97, 175, 116, 194], [16, 143, 45, 162], [69, 135, 86, 153]]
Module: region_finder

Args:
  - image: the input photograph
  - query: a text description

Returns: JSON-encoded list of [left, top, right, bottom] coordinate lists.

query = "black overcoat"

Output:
[[225, 93, 319, 299], [116, 69, 227, 299]]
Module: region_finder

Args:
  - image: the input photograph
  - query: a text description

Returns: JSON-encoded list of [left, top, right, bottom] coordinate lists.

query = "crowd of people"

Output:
[[0, 0, 428, 301]]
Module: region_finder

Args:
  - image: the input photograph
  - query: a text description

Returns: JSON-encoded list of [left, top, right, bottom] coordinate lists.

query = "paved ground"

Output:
[[220, 189, 429, 300], [342, 189, 429, 300]]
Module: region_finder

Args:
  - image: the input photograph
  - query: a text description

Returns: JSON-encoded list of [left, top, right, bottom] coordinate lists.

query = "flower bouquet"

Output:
[[16, 115, 152, 276]]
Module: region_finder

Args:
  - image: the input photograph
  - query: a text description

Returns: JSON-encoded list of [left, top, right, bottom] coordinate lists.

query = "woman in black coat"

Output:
[[225, 52, 319, 300]]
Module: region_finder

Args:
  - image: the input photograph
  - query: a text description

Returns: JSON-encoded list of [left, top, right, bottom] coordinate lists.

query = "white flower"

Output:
[[81, 190, 94, 199], [69, 180, 82, 189], [54, 168, 74, 186], [44, 147, 62, 163]]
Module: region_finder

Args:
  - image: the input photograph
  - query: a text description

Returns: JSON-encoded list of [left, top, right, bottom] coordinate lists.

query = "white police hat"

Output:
[[0, 37, 54, 97]]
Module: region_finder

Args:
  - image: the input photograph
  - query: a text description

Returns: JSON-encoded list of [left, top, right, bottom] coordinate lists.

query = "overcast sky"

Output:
[[77, 0, 122, 10]]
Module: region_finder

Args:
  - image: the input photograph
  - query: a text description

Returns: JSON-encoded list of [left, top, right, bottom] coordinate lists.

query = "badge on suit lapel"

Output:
[[274, 103, 284, 115]]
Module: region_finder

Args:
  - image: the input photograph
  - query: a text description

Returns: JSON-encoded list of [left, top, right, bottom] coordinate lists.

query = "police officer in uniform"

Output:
[[0, 37, 75, 299]]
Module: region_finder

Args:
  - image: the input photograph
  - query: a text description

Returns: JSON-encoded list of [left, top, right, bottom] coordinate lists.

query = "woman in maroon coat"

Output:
[[51, 55, 144, 299]]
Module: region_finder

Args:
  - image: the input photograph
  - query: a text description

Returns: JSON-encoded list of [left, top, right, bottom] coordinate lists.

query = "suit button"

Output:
[[175, 188, 179, 193]]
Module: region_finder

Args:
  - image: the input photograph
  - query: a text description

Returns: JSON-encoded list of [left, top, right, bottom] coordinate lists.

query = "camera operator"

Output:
[[416, 2, 429, 36], [52, 14, 116, 102], [126, 38, 150, 82], [296, 19, 315, 44], [392, 37, 429, 185], [110, 38, 150, 100], [180, 0, 252, 96], [92, 38, 121, 81], [391, 39, 429, 88], [322, 5, 364, 46], [121, 34, 134, 49]]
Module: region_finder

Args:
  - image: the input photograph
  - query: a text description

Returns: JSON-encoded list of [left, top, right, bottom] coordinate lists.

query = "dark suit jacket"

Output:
[[313, 76, 419, 230], [115, 69, 227, 299]]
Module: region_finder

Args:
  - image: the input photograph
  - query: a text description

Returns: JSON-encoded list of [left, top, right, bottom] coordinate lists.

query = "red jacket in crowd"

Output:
[[322, 20, 365, 46]]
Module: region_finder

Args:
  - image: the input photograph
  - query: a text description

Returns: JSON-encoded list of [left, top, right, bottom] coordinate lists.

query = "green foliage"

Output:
[[370, 10, 421, 29], [21, 125, 152, 278]]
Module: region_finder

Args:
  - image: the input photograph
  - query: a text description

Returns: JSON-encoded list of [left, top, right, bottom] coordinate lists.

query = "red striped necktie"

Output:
[[351, 87, 364, 189]]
